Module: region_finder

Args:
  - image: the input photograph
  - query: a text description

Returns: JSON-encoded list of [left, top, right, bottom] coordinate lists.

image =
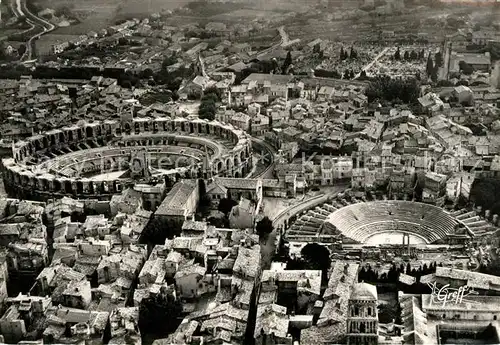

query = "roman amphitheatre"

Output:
[[1, 117, 253, 201], [284, 196, 486, 249]]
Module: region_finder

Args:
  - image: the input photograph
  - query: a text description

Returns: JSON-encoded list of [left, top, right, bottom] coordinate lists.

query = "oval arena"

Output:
[[1, 117, 252, 201], [286, 196, 474, 247]]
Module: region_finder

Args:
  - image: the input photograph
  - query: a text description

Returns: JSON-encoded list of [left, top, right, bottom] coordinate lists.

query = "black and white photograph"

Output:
[[0, 0, 500, 344]]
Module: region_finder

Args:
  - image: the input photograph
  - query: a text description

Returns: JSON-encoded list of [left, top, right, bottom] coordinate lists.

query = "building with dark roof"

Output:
[[153, 180, 199, 237]]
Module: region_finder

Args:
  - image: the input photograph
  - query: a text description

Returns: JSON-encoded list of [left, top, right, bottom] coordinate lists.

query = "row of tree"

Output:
[[358, 261, 442, 284], [340, 47, 358, 60], [470, 178, 500, 217], [393, 48, 425, 61], [425, 51, 444, 81], [365, 75, 420, 104], [343, 69, 357, 80]]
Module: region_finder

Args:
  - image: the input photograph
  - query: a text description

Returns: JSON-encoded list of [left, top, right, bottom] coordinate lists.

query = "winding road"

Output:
[[9, 0, 55, 61], [250, 137, 276, 179], [278, 26, 289, 47], [272, 183, 350, 228]]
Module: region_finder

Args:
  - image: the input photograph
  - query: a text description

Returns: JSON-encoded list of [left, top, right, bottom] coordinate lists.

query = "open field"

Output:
[[115, 0, 192, 20], [31, 0, 120, 34], [210, 8, 286, 21], [283, 5, 496, 43], [0, 2, 14, 23], [35, 33, 79, 55]]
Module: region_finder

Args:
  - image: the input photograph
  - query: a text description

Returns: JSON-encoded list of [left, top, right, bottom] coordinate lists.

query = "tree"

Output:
[[470, 178, 500, 217], [0, 42, 6, 60], [387, 264, 400, 283], [365, 75, 420, 104], [218, 198, 237, 215], [198, 88, 220, 120], [459, 61, 474, 75], [359, 70, 368, 80], [410, 50, 418, 60], [161, 54, 178, 70], [208, 211, 227, 228], [256, 216, 273, 239], [301, 243, 331, 275], [140, 68, 154, 79], [340, 47, 346, 60], [403, 51, 410, 60], [431, 67, 438, 82], [435, 51, 443, 67], [198, 179, 209, 206], [394, 47, 401, 60], [199, 102, 216, 120], [203, 86, 221, 101], [350, 47, 357, 59], [139, 293, 182, 336], [18, 44, 26, 57], [426, 52, 434, 76], [282, 51, 292, 74]]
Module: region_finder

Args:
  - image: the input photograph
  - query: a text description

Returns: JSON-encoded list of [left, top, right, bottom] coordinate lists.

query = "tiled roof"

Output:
[[174, 263, 205, 279], [435, 267, 500, 291], [261, 269, 322, 296], [233, 245, 260, 279], [300, 323, 346, 344], [422, 294, 500, 312], [318, 261, 359, 330], [181, 220, 208, 233], [214, 177, 258, 190], [254, 304, 289, 339], [399, 273, 417, 285], [399, 294, 431, 345], [155, 180, 197, 216], [350, 282, 377, 300]]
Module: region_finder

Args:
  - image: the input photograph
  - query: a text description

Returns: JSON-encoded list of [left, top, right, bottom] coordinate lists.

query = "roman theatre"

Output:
[[285, 196, 475, 247], [2, 117, 252, 201]]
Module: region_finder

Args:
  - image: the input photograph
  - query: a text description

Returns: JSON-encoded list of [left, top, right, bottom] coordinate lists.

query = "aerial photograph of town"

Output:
[[1, 0, 500, 344]]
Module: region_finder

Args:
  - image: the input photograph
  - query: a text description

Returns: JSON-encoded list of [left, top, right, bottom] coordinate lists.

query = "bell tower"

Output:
[[347, 282, 379, 345]]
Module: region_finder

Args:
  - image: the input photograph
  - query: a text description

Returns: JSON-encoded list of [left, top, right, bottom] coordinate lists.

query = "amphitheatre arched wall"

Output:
[[2, 117, 252, 201]]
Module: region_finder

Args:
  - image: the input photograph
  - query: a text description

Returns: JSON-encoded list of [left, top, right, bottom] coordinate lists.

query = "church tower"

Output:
[[195, 53, 208, 78], [347, 282, 379, 345]]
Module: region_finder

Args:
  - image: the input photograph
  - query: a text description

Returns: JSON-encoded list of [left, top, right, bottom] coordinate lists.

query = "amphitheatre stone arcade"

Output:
[[2, 117, 253, 201], [285, 197, 475, 249]]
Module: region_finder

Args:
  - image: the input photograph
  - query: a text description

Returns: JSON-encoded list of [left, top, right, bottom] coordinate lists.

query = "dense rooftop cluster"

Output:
[[1, 0, 500, 344]]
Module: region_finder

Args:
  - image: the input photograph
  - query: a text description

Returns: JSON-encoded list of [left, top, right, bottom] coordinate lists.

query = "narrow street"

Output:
[[354, 47, 390, 79]]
